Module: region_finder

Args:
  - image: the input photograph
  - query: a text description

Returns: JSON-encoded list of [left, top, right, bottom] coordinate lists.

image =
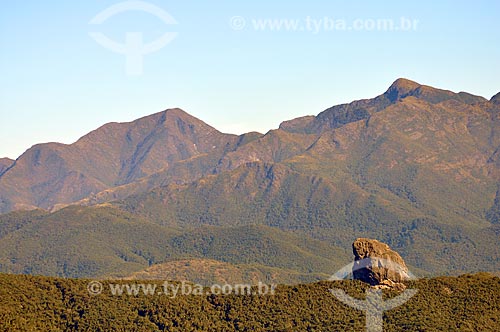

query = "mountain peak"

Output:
[[160, 108, 200, 122], [0, 158, 14, 175], [390, 78, 421, 91], [384, 78, 486, 105], [491, 92, 500, 104], [124, 108, 206, 128], [385, 78, 421, 102]]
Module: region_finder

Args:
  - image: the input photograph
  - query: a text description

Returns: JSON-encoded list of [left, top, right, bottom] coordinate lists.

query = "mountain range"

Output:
[[1, 78, 499, 283]]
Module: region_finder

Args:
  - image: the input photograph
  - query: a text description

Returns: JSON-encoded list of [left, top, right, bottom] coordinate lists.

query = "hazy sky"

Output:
[[1, 0, 499, 159]]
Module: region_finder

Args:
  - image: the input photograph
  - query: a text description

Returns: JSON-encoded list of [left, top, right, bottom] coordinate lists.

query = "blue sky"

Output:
[[1, 0, 499, 159]]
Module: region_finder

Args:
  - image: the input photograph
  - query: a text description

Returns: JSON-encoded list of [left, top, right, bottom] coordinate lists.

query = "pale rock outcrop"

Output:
[[352, 238, 410, 289]]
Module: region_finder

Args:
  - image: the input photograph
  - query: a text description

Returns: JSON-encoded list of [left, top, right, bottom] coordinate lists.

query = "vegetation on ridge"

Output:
[[0, 273, 499, 331]]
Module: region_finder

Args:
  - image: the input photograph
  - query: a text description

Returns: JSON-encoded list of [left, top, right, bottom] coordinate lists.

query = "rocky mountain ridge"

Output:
[[1, 78, 499, 214], [1, 78, 500, 281]]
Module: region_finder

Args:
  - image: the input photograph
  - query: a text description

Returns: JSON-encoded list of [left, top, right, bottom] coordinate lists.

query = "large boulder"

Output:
[[352, 238, 410, 287]]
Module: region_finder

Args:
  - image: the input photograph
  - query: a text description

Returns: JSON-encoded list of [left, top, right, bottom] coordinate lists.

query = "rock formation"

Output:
[[352, 238, 410, 289]]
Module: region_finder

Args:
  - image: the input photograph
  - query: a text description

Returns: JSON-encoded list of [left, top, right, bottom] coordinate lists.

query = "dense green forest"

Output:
[[1, 202, 498, 282], [1, 273, 499, 331]]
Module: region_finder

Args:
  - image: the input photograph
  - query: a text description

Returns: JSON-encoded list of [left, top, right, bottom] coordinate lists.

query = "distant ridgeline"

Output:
[[0, 78, 500, 282]]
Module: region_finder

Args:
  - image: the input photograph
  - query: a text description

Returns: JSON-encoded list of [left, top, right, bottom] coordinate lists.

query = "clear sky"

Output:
[[1, 0, 499, 159]]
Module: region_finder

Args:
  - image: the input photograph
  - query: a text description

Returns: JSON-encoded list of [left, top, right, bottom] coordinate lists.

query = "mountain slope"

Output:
[[2, 79, 498, 215], [115, 158, 500, 275], [279, 78, 490, 134], [0, 109, 238, 212], [490, 91, 500, 104], [1, 78, 500, 280], [0, 206, 349, 282], [124, 258, 330, 285], [0, 158, 13, 175], [112, 79, 500, 275]]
